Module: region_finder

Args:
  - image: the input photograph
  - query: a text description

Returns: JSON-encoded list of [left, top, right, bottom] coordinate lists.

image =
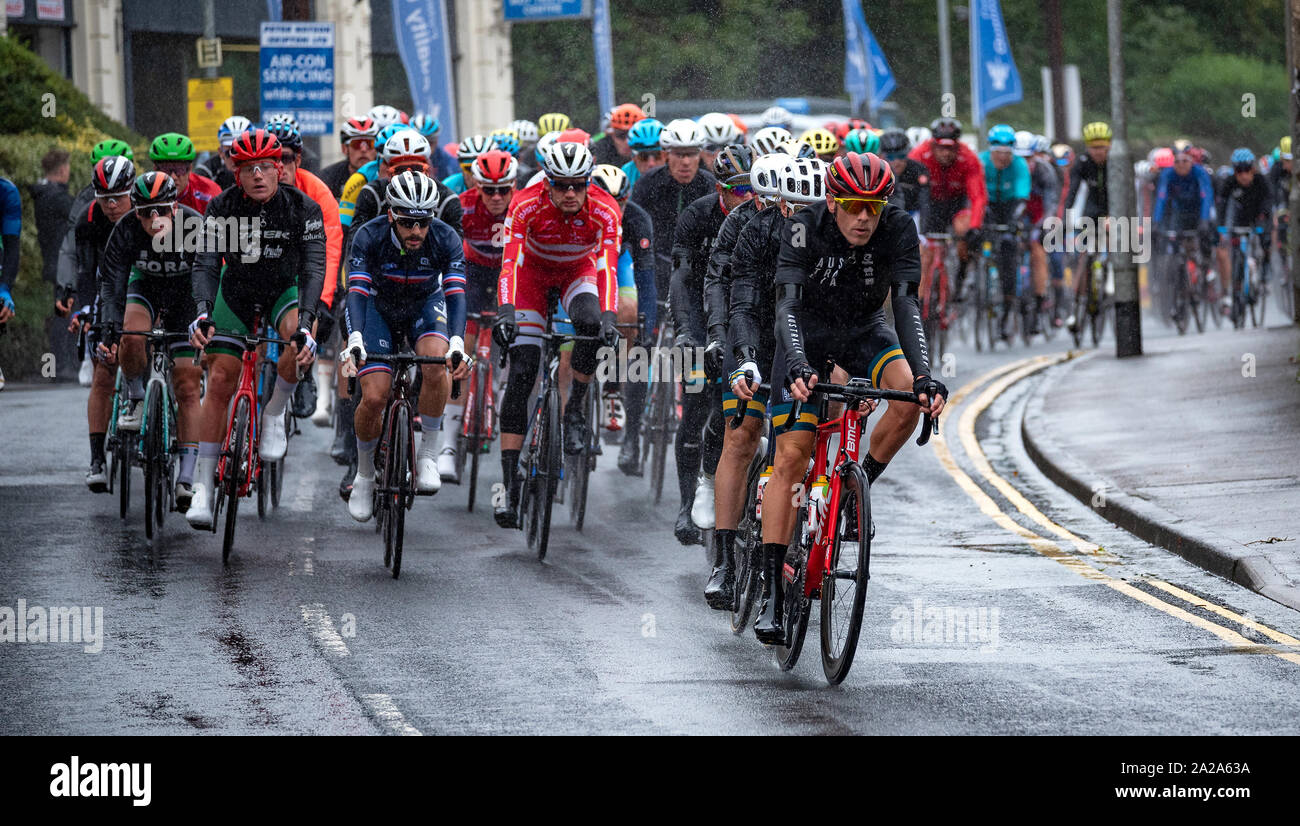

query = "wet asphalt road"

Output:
[[2, 309, 1298, 735]]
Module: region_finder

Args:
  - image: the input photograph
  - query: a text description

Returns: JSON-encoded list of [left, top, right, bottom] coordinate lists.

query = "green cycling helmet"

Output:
[[149, 133, 197, 163], [92, 139, 134, 161], [843, 128, 879, 155]]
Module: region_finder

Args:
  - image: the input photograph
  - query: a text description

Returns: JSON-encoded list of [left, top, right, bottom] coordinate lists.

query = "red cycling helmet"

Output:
[[825, 151, 895, 198], [472, 149, 519, 185], [558, 127, 592, 146], [230, 128, 282, 164], [1152, 147, 1175, 169]]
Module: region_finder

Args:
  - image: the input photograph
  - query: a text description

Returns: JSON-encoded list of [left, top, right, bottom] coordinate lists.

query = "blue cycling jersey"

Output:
[[1, 177, 24, 293], [1152, 165, 1214, 226], [345, 215, 467, 342], [443, 171, 469, 195], [622, 160, 641, 192], [979, 152, 1031, 204]]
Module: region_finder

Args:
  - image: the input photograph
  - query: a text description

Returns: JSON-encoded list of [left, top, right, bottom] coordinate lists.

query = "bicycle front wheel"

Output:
[[536, 386, 561, 561], [730, 455, 765, 634], [222, 397, 250, 564], [820, 463, 872, 685], [143, 388, 165, 541], [389, 403, 410, 579]]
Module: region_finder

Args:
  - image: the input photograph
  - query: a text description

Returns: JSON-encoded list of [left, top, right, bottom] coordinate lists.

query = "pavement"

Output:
[[1021, 324, 1300, 611]]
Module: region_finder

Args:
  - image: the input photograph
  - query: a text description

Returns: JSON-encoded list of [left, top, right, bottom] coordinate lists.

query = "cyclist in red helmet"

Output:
[[909, 117, 987, 302]]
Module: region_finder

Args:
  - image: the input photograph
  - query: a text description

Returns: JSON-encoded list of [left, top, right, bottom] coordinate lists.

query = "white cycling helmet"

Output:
[[905, 126, 931, 148], [750, 154, 787, 201], [542, 140, 594, 178], [778, 138, 817, 160], [752, 126, 793, 156], [697, 112, 741, 149], [387, 170, 439, 218], [1133, 159, 1152, 180], [777, 157, 827, 205], [534, 131, 561, 166], [1013, 130, 1035, 158], [660, 118, 705, 150], [592, 163, 631, 199], [761, 105, 793, 129], [368, 105, 406, 130], [1032, 134, 1051, 155], [218, 115, 253, 146], [457, 134, 494, 165], [383, 130, 432, 163], [510, 119, 540, 148]]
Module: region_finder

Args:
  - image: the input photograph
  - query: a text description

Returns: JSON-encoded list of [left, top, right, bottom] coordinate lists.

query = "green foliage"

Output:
[[0, 36, 141, 143]]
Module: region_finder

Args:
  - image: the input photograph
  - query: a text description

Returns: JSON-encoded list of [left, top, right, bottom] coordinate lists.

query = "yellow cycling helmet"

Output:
[[1082, 121, 1113, 145], [537, 112, 571, 135], [799, 127, 840, 157], [1281, 136, 1292, 160]]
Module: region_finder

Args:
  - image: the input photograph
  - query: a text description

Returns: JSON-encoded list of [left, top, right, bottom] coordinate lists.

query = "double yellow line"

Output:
[[934, 354, 1300, 665]]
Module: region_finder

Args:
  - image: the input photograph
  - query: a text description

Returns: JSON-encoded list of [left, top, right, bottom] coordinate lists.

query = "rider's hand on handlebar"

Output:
[[599, 310, 620, 349], [912, 374, 948, 417], [342, 330, 367, 371], [787, 361, 818, 402], [730, 361, 761, 401], [188, 310, 212, 349], [492, 303, 518, 348], [447, 335, 471, 380]]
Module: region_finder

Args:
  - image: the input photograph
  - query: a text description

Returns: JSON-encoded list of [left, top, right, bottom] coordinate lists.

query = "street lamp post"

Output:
[[1107, 0, 1140, 357]]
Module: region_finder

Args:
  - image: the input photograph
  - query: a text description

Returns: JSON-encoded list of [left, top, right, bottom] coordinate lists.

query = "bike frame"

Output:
[[922, 233, 953, 332], [217, 339, 263, 499], [461, 311, 497, 443]]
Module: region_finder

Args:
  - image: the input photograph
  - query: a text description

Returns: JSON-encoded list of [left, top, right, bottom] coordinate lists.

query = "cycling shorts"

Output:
[[511, 261, 599, 349], [721, 325, 771, 421], [208, 279, 297, 358], [357, 290, 449, 378], [125, 270, 197, 358]]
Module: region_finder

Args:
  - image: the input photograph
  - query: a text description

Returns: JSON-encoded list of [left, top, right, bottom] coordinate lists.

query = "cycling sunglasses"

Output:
[[721, 182, 753, 196], [394, 216, 432, 229], [635, 151, 664, 162], [548, 177, 589, 192], [135, 202, 175, 217], [154, 162, 191, 176], [833, 197, 887, 216], [884, 151, 908, 162], [481, 184, 513, 197]]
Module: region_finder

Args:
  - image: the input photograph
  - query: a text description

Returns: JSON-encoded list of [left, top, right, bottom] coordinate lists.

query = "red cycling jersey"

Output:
[[908, 139, 988, 228], [459, 186, 512, 267], [498, 179, 622, 314], [178, 172, 222, 215]]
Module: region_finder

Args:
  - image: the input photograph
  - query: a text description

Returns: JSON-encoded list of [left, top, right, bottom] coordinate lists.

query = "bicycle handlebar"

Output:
[[346, 348, 462, 400], [730, 379, 939, 446]]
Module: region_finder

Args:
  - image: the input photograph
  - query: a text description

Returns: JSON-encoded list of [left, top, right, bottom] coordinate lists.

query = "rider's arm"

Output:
[[726, 217, 764, 364], [668, 202, 707, 342], [1012, 157, 1032, 201], [345, 183, 378, 253], [0, 180, 20, 293], [496, 193, 530, 308], [96, 222, 131, 328], [338, 169, 367, 229], [1152, 168, 1171, 226], [964, 150, 988, 228], [886, 214, 932, 379], [343, 223, 374, 337], [74, 215, 101, 312], [1065, 157, 1086, 219], [1196, 167, 1215, 223], [1035, 162, 1060, 223], [703, 214, 737, 346], [593, 193, 623, 314], [437, 221, 468, 341], [773, 213, 815, 376], [914, 164, 932, 230], [295, 198, 328, 327], [625, 203, 657, 332]]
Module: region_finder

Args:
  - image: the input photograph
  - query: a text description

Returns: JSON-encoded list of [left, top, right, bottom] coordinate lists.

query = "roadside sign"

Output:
[[187, 77, 233, 153], [259, 21, 334, 137]]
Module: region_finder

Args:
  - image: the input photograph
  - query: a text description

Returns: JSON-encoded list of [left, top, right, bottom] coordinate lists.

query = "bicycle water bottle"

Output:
[[807, 474, 830, 544], [755, 465, 773, 519]]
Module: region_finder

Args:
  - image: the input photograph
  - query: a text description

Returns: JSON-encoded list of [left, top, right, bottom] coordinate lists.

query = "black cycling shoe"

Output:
[[753, 544, 786, 645], [618, 435, 642, 476], [674, 503, 700, 546], [338, 458, 357, 501], [86, 459, 108, 493], [292, 372, 318, 419], [494, 481, 520, 529], [703, 532, 735, 611], [331, 398, 355, 465], [563, 409, 587, 455]]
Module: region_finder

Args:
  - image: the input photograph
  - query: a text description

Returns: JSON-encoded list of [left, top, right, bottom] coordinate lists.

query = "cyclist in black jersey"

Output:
[[668, 144, 754, 547], [346, 131, 463, 250], [185, 129, 327, 530], [879, 128, 931, 229], [755, 152, 948, 644]]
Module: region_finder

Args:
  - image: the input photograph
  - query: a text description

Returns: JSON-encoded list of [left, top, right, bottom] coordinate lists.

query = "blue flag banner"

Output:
[[266, 0, 281, 22], [592, 0, 615, 117], [970, 0, 1022, 126], [392, 0, 459, 140], [842, 0, 895, 113]]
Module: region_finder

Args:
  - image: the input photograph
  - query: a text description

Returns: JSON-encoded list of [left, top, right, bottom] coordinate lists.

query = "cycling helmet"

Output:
[[727, 114, 749, 137], [906, 126, 932, 148], [490, 128, 521, 155], [592, 164, 631, 199], [987, 124, 1016, 148], [1231, 147, 1256, 168], [1152, 147, 1175, 169], [750, 154, 786, 200], [340, 116, 379, 142], [1280, 136, 1292, 160], [760, 105, 793, 129], [229, 128, 281, 164], [698, 112, 741, 149], [409, 114, 441, 139], [387, 170, 439, 218], [1051, 143, 1074, 165], [843, 129, 880, 155], [457, 135, 494, 165], [472, 149, 519, 185], [265, 113, 299, 133], [1013, 129, 1035, 157], [92, 156, 136, 195], [1188, 147, 1207, 165], [1133, 160, 1152, 179], [609, 103, 646, 132], [930, 117, 962, 145], [712, 143, 754, 180], [542, 141, 594, 178], [1172, 138, 1193, 155], [878, 128, 909, 155], [510, 119, 539, 148], [92, 139, 134, 161], [1082, 121, 1113, 144], [826, 151, 895, 199], [534, 131, 561, 166], [1200, 148, 1213, 166], [751, 126, 793, 156], [265, 121, 303, 153], [1032, 134, 1051, 155], [217, 115, 252, 147], [367, 105, 407, 129], [779, 139, 817, 160], [383, 131, 432, 164], [537, 112, 571, 135], [558, 127, 592, 146], [375, 123, 406, 152], [799, 128, 840, 157], [777, 157, 827, 204], [148, 132, 196, 163], [660, 119, 705, 150], [627, 118, 664, 152], [130, 170, 178, 207]]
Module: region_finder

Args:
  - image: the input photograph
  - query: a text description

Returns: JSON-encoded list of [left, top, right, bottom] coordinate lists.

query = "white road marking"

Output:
[[299, 603, 349, 657], [361, 693, 423, 736]]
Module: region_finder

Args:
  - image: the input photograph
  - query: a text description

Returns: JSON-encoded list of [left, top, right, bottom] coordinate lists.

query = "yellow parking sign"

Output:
[[187, 78, 233, 153]]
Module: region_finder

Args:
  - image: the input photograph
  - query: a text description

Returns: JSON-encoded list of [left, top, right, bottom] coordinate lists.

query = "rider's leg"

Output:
[[864, 358, 922, 483], [414, 332, 451, 492]]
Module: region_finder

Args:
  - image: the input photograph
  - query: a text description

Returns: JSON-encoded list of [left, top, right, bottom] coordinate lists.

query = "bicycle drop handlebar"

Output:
[[346, 348, 462, 400], [728, 376, 939, 446]]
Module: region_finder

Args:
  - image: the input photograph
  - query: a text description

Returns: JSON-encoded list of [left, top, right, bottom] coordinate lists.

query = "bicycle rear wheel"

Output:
[[730, 456, 765, 634], [649, 380, 671, 505], [536, 386, 560, 561], [820, 463, 871, 685], [774, 532, 811, 672], [222, 397, 250, 564], [143, 389, 165, 541], [389, 404, 410, 579]]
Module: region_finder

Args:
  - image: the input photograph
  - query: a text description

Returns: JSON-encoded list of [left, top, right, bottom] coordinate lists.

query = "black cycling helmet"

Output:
[[266, 121, 303, 153], [712, 143, 754, 180], [130, 171, 179, 208], [879, 128, 909, 155], [930, 117, 962, 144]]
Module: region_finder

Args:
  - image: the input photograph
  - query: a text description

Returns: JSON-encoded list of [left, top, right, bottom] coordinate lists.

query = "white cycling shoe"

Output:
[[260, 414, 288, 461], [186, 482, 214, 529], [311, 396, 332, 427], [78, 358, 94, 387], [349, 473, 375, 522], [436, 446, 459, 483], [118, 400, 143, 431], [691, 474, 716, 530], [415, 455, 441, 494]]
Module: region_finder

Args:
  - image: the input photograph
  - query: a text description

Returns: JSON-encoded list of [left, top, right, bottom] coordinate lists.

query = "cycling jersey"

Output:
[[1065, 153, 1109, 219], [727, 204, 784, 366], [1025, 158, 1061, 225], [703, 198, 759, 345], [178, 172, 222, 215], [622, 159, 642, 192], [198, 156, 236, 191], [459, 186, 511, 267], [292, 170, 343, 311], [621, 199, 657, 332], [980, 152, 1031, 204], [1219, 174, 1274, 229], [630, 164, 718, 297], [338, 159, 380, 228], [73, 200, 119, 311], [1267, 161, 1291, 210], [1152, 165, 1214, 227], [892, 158, 931, 224], [908, 139, 987, 228], [592, 138, 626, 168], [0, 177, 20, 292], [350, 175, 462, 248], [669, 193, 730, 344], [98, 205, 202, 328], [443, 171, 469, 195], [319, 159, 354, 199]]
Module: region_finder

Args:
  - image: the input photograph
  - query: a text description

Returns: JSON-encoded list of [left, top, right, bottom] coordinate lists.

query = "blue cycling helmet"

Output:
[[375, 123, 406, 152], [627, 118, 664, 152], [409, 113, 440, 138], [1230, 147, 1256, 167], [491, 128, 521, 156], [987, 124, 1016, 147], [265, 121, 303, 153]]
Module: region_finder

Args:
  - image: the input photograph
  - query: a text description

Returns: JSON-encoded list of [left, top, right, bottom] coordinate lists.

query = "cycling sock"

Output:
[[715, 528, 736, 550], [125, 374, 145, 401], [89, 433, 106, 464], [178, 443, 199, 485], [500, 449, 520, 494], [864, 453, 888, 485], [418, 416, 442, 459], [442, 403, 464, 432], [195, 443, 220, 489], [565, 378, 590, 418], [356, 437, 378, 476], [264, 376, 296, 417], [623, 379, 647, 436]]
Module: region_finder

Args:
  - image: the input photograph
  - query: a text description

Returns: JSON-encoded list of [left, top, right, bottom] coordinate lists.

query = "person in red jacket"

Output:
[[149, 132, 222, 214], [908, 117, 987, 300]]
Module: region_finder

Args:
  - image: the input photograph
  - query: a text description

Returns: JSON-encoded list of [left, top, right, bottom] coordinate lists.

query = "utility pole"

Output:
[[938, 0, 953, 107], [203, 0, 216, 79], [1044, 0, 1066, 141], [1107, 0, 1140, 357], [1289, 0, 1300, 321]]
